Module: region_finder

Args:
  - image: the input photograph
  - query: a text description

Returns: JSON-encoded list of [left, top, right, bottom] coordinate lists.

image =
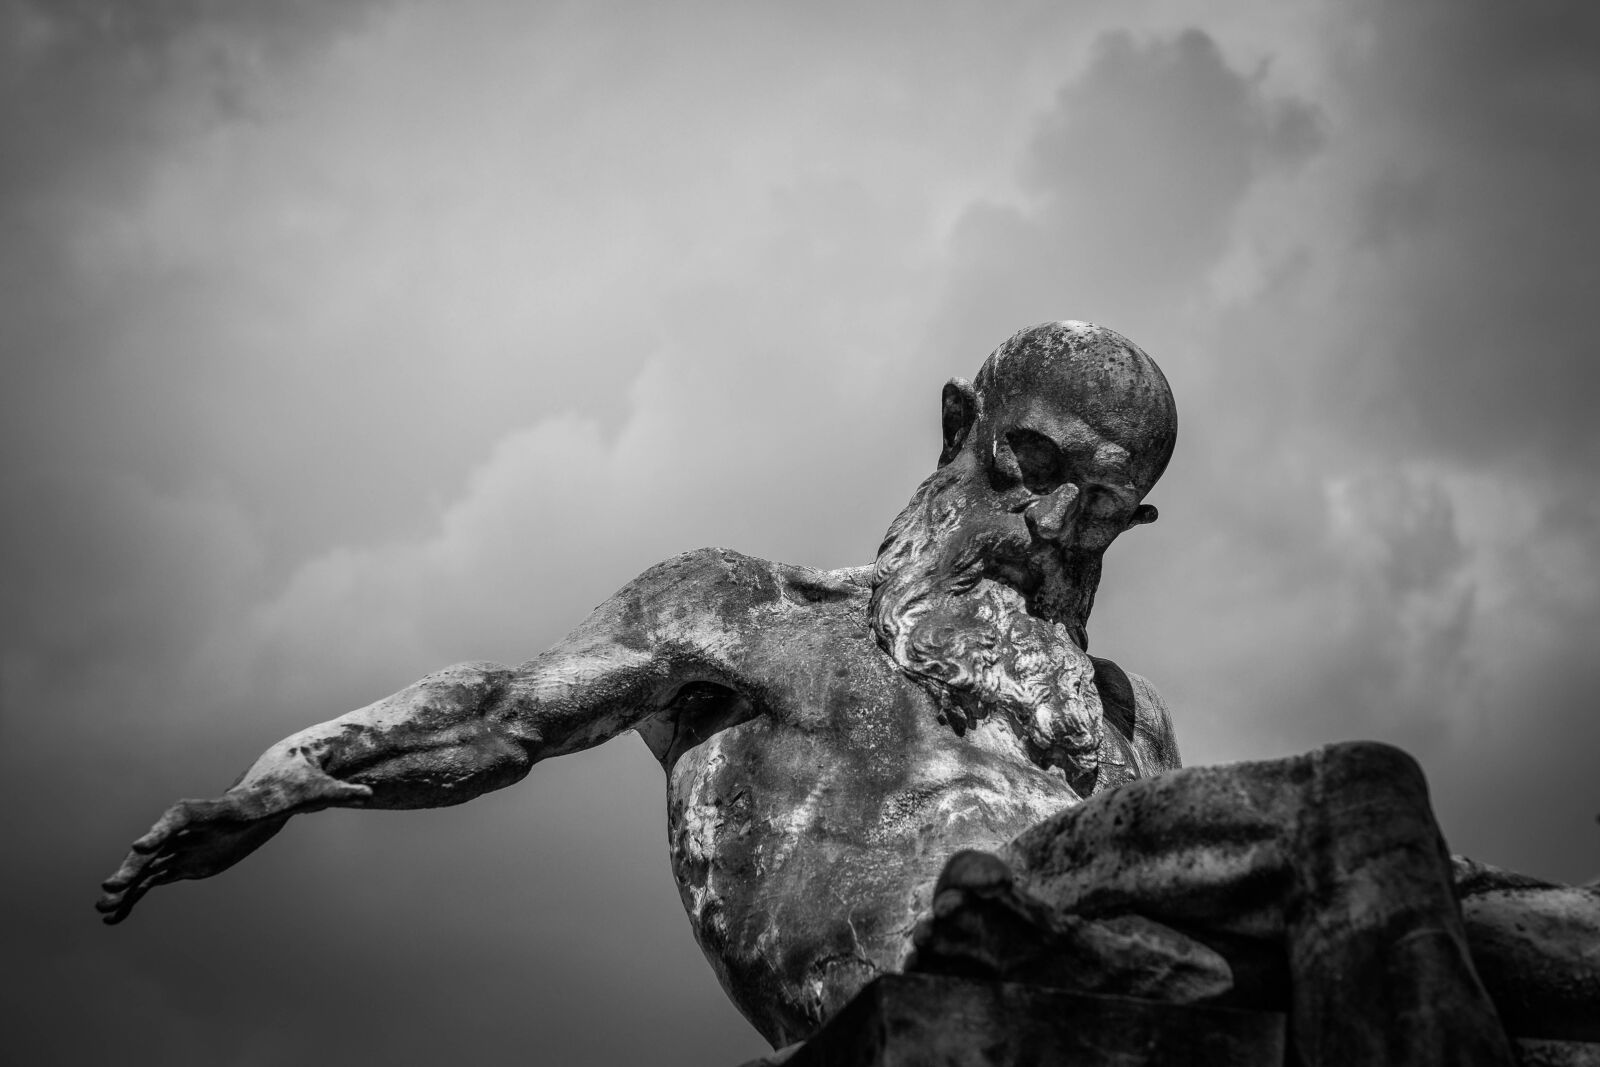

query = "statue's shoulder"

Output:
[[1090, 656, 1181, 773], [624, 548, 870, 611]]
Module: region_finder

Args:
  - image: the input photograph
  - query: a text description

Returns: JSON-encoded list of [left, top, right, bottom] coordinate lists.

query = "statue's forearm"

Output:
[[232, 661, 534, 814], [230, 636, 668, 814]]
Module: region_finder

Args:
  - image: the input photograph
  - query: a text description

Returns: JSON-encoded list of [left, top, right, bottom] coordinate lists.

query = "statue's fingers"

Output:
[[101, 846, 153, 890], [97, 855, 183, 925], [98, 878, 154, 925], [95, 875, 144, 922], [94, 888, 131, 916]]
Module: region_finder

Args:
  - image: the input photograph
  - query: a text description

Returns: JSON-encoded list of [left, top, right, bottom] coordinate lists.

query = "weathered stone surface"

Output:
[[906, 850, 1234, 1004], [781, 974, 1285, 1067], [1454, 858, 1600, 1042], [914, 743, 1582, 1065], [1514, 1038, 1600, 1067]]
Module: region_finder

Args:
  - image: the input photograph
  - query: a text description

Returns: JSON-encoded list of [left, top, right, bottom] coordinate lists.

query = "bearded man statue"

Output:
[[99, 322, 1598, 1066]]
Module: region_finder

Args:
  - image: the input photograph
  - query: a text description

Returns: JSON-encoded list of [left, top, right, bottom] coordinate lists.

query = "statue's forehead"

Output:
[[987, 393, 1124, 454], [981, 366, 1153, 454]]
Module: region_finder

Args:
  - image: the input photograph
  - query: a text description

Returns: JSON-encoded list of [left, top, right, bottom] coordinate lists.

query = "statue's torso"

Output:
[[640, 559, 1171, 1045]]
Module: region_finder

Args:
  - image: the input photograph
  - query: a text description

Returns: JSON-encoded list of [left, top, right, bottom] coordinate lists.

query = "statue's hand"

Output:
[[97, 760, 371, 925]]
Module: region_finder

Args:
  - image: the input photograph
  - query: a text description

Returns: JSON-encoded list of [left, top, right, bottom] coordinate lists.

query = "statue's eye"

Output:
[[1005, 429, 1061, 494]]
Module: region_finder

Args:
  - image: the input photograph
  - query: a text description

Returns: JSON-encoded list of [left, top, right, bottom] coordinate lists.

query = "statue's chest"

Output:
[[665, 719, 846, 910], [659, 691, 1082, 1044], [662, 709, 1075, 927]]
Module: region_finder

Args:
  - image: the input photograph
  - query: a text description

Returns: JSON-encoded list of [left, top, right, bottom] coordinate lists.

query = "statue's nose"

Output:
[[1025, 483, 1080, 542]]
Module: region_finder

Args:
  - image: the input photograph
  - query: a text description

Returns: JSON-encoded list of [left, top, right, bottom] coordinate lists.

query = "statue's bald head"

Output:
[[942, 321, 1177, 503]]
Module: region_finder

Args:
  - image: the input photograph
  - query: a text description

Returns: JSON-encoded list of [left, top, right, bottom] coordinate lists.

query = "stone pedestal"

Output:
[[782, 973, 1285, 1067], [761, 972, 1600, 1067]]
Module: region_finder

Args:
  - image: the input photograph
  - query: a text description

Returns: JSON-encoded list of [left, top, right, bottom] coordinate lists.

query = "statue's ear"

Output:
[[939, 378, 979, 467]]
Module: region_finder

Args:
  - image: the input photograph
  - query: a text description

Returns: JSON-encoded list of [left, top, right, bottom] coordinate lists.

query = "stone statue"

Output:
[[99, 322, 1597, 1064]]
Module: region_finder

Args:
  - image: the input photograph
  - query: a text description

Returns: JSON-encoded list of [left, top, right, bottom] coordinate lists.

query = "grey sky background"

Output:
[[4, 1, 1598, 1063]]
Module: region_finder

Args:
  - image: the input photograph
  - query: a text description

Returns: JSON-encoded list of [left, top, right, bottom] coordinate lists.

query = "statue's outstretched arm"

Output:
[[98, 550, 741, 924]]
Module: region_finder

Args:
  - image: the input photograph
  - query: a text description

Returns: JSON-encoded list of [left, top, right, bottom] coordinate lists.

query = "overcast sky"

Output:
[[5, 1, 1598, 1063]]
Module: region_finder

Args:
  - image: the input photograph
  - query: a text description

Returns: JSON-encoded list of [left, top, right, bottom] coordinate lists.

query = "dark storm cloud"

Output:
[[0, 1, 379, 190], [0, 0, 385, 455], [0, 0, 394, 699], [936, 26, 1321, 351], [1021, 29, 1320, 284], [1327, 1, 1600, 467]]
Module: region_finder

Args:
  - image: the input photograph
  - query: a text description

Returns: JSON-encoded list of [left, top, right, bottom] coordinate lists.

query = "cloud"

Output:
[[1319, 0, 1600, 467], [0, 1, 383, 203], [934, 26, 1322, 354], [1323, 468, 1476, 713]]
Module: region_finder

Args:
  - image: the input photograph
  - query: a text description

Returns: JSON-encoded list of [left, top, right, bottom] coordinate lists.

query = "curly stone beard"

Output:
[[869, 465, 1105, 783]]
